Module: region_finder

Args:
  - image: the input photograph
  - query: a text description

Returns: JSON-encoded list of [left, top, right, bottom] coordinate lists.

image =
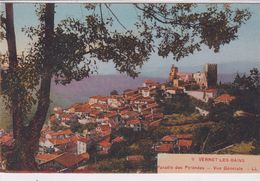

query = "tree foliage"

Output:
[[135, 4, 251, 60]]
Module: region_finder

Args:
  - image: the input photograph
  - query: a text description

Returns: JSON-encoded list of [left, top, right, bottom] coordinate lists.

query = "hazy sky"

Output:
[[1, 3, 260, 76]]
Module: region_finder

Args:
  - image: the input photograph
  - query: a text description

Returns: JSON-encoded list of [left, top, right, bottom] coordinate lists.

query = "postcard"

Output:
[[0, 1, 259, 175]]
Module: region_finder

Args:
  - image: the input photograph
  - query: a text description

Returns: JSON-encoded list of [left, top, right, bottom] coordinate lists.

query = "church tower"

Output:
[[168, 64, 178, 82]]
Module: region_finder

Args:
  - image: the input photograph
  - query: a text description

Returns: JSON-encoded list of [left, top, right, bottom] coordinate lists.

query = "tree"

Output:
[[110, 90, 119, 96], [110, 142, 128, 158], [0, 3, 251, 170]]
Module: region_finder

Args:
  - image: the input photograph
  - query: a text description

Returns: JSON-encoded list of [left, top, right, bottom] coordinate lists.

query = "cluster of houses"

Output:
[[0, 63, 239, 172], [153, 134, 193, 153], [35, 64, 237, 172], [36, 79, 167, 172]]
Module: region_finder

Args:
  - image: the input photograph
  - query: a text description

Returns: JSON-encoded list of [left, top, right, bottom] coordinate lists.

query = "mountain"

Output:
[[50, 75, 165, 108]]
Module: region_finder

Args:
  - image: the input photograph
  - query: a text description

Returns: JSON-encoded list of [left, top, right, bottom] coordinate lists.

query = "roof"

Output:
[[215, 94, 236, 103], [177, 140, 193, 147], [161, 135, 177, 142], [126, 155, 145, 161], [89, 96, 108, 101], [74, 103, 92, 113], [149, 120, 161, 126], [0, 134, 13, 144], [127, 119, 141, 125], [155, 144, 173, 153], [176, 134, 193, 139], [49, 129, 73, 137], [112, 136, 126, 144], [98, 139, 111, 148], [54, 152, 89, 168], [36, 153, 62, 163], [48, 135, 78, 145]]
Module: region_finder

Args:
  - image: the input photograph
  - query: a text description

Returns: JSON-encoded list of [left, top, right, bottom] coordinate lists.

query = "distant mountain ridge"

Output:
[[50, 75, 165, 108], [141, 61, 260, 78]]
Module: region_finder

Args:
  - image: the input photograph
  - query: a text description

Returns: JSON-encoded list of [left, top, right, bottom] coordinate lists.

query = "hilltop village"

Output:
[[0, 64, 243, 172]]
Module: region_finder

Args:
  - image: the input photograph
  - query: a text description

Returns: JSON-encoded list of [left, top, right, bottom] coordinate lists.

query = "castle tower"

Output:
[[168, 64, 178, 82], [203, 64, 217, 88]]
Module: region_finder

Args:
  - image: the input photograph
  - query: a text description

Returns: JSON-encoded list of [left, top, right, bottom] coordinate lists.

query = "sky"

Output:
[[1, 3, 260, 77]]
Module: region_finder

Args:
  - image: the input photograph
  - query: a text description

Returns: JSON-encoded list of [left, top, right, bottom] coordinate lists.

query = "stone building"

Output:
[[192, 64, 217, 89], [204, 64, 217, 88]]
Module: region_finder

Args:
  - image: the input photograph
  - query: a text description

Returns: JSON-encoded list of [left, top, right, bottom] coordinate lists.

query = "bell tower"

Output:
[[168, 64, 178, 82]]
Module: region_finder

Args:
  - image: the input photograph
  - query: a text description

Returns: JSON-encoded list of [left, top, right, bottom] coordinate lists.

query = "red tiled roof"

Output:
[[0, 134, 13, 144], [215, 94, 236, 103], [48, 135, 78, 145], [91, 103, 108, 109], [161, 135, 177, 142], [99, 139, 111, 148], [126, 155, 145, 161], [74, 103, 92, 113], [149, 120, 161, 126], [36, 153, 62, 163], [176, 134, 193, 139], [49, 129, 73, 136], [127, 119, 141, 125], [112, 136, 126, 144], [54, 152, 89, 168], [155, 144, 173, 153], [90, 95, 108, 101], [99, 124, 111, 132], [78, 152, 90, 160], [177, 140, 193, 147]]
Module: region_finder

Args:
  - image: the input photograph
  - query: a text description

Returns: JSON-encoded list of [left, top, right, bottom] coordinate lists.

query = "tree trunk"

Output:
[[5, 3, 24, 140], [6, 3, 55, 171]]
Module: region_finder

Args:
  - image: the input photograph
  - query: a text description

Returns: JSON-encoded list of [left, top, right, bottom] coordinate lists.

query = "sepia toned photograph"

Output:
[[0, 1, 259, 174]]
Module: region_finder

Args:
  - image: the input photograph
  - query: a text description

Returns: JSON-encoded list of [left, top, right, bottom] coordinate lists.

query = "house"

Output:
[[177, 72, 193, 82], [165, 87, 184, 96], [77, 136, 89, 155], [123, 89, 138, 99], [89, 96, 108, 105], [214, 93, 236, 104], [141, 87, 150, 97], [0, 133, 13, 148], [160, 135, 178, 144], [126, 119, 142, 132], [36, 153, 62, 165], [185, 89, 216, 102], [107, 96, 122, 108], [96, 124, 111, 137], [175, 140, 193, 153], [45, 129, 73, 139], [154, 144, 174, 153], [143, 80, 159, 89], [97, 139, 111, 154], [38, 152, 90, 172]]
